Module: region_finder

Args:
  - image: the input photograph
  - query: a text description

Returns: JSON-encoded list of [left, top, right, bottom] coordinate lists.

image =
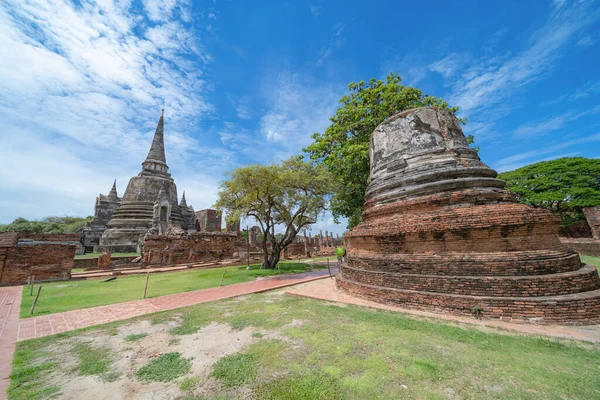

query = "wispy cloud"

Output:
[[542, 80, 600, 106], [494, 133, 600, 172], [576, 35, 597, 47], [0, 0, 214, 221], [316, 22, 345, 67], [513, 105, 600, 138], [449, 0, 600, 115], [310, 5, 322, 16], [259, 71, 341, 153], [429, 53, 469, 79]]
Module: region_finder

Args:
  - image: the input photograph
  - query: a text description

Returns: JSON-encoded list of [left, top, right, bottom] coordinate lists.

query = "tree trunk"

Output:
[[260, 250, 280, 269]]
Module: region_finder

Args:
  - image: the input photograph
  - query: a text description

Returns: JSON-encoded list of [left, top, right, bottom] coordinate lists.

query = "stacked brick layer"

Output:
[[0, 232, 75, 286], [340, 107, 600, 324], [342, 195, 600, 324]]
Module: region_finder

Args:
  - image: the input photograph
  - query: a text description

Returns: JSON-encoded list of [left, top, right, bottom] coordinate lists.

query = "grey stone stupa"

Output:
[[96, 110, 187, 253]]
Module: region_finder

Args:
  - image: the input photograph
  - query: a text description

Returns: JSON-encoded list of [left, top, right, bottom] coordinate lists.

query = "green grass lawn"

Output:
[[74, 252, 140, 260], [21, 262, 326, 318], [10, 294, 600, 400], [581, 255, 600, 274]]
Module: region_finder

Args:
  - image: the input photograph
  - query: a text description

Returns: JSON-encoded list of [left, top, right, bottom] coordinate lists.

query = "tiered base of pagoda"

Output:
[[341, 192, 600, 325], [337, 270, 600, 325]]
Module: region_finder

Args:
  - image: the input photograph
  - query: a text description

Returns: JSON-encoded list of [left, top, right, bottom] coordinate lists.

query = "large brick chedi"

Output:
[[338, 107, 600, 324]]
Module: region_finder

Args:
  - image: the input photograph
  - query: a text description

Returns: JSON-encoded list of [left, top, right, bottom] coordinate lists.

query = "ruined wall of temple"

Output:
[[0, 232, 75, 286], [195, 209, 222, 232], [583, 207, 600, 239], [142, 231, 239, 266]]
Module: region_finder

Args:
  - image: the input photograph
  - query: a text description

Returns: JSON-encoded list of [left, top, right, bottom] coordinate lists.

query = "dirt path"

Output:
[[17, 268, 336, 341]]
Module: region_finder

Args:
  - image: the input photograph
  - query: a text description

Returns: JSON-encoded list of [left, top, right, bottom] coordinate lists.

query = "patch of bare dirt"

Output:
[[43, 319, 283, 399]]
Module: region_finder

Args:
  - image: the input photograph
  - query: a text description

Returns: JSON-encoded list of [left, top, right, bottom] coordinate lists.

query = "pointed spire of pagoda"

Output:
[[180, 190, 188, 207], [142, 109, 169, 174], [108, 179, 118, 198]]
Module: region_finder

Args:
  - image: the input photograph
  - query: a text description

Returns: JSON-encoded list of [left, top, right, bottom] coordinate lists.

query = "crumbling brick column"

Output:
[[338, 107, 600, 325]]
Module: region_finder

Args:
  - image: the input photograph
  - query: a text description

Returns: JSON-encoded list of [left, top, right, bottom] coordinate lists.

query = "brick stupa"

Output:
[[338, 107, 600, 324]]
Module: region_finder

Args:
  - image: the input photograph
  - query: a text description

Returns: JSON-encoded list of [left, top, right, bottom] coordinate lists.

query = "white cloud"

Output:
[[259, 71, 341, 152], [542, 80, 600, 106], [429, 53, 467, 79], [310, 5, 322, 16], [576, 35, 597, 47], [316, 22, 345, 67], [0, 0, 213, 222], [513, 105, 600, 138], [449, 1, 600, 116], [380, 53, 429, 87], [494, 133, 600, 172]]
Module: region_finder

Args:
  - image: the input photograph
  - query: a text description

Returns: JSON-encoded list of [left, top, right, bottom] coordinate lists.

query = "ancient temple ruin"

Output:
[[88, 110, 196, 253], [82, 180, 122, 252], [338, 107, 600, 324]]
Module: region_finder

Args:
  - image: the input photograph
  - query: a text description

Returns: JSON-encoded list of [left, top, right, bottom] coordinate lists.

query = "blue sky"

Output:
[[0, 0, 599, 235]]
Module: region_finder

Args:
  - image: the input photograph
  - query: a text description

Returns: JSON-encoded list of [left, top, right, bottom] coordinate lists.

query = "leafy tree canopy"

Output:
[[215, 157, 333, 269], [304, 72, 467, 229], [498, 157, 600, 225], [0, 216, 92, 234]]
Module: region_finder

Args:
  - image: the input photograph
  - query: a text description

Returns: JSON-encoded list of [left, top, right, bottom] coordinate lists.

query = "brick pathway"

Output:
[[286, 279, 600, 343], [0, 286, 22, 400], [17, 268, 335, 341]]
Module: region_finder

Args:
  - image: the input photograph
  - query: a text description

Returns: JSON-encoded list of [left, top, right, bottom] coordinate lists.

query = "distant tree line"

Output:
[[498, 157, 600, 226], [0, 216, 93, 234]]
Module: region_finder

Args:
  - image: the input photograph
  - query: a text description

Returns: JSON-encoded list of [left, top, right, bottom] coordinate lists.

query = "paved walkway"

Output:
[[17, 268, 335, 341], [286, 279, 600, 343], [0, 286, 22, 399]]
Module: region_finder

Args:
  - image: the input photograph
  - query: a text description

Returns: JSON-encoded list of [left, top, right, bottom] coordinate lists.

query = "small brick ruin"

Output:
[[0, 232, 76, 285], [141, 231, 241, 266], [338, 107, 600, 325]]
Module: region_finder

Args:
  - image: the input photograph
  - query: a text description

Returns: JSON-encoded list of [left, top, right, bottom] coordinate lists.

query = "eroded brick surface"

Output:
[[0, 232, 75, 286]]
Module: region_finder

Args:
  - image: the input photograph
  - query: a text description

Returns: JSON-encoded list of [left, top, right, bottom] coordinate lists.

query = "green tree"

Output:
[[215, 157, 333, 269], [498, 157, 600, 225], [304, 72, 467, 229]]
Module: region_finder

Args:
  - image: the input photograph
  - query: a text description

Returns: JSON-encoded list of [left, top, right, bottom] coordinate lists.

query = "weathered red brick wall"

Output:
[[142, 232, 239, 266], [560, 238, 600, 257], [0, 232, 75, 286], [336, 277, 600, 325], [583, 207, 600, 239], [344, 190, 600, 325], [72, 255, 139, 270], [282, 243, 306, 258]]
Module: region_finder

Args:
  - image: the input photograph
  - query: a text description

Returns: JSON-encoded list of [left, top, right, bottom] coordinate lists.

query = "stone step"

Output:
[[349, 249, 581, 276], [336, 275, 600, 325], [340, 264, 600, 297]]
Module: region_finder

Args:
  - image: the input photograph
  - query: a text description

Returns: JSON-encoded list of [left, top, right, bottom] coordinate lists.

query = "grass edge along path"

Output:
[[20, 261, 328, 318]]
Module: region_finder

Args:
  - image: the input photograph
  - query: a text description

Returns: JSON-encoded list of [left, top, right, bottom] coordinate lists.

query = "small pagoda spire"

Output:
[[180, 190, 188, 207], [108, 179, 118, 198], [142, 110, 168, 173]]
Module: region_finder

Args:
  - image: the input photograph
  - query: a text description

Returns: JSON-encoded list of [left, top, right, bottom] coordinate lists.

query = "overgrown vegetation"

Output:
[[305, 72, 466, 228], [210, 353, 258, 387], [498, 157, 600, 226], [0, 216, 92, 234], [124, 333, 148, 342], [135, 352, 192, 382], [73, 342, 111, 376]]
